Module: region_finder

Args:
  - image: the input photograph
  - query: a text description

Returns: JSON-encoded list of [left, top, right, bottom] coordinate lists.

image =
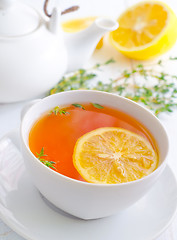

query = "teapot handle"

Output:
[[43, 0, 79, 34], [48, 7, 61, 34], [44, 0, 79, 18]]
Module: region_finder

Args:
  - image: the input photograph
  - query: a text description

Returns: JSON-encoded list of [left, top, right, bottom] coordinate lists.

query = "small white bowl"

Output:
[[20, 90, 169, 220]]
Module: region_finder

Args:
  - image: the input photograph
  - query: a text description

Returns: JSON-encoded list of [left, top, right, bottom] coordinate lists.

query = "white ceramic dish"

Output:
[[0, 130, 177, 240], [20, 90, 169, 219]]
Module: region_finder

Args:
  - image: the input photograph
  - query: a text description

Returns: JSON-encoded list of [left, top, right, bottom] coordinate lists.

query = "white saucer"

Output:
[[0, 131, 177, 240]]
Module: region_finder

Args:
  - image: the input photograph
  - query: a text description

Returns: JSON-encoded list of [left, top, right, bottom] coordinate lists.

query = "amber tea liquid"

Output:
[[29, 103, 158, 182]]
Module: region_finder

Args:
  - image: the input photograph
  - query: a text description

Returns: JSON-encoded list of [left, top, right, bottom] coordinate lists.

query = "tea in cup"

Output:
[[20, 90, 169, 219]]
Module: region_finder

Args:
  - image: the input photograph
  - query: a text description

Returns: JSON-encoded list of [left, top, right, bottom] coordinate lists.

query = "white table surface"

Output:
[[1, 0, 177, 239]]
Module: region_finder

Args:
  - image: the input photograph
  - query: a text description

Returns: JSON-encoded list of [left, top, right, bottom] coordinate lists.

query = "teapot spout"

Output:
[[65, 18, 118, 72]]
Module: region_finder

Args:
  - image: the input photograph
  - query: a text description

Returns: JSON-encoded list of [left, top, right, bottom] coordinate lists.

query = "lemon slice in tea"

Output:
[[73, 127, 158, 184]]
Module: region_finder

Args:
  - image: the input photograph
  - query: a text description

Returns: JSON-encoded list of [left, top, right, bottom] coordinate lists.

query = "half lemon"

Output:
[[109, 1, 177, 60]]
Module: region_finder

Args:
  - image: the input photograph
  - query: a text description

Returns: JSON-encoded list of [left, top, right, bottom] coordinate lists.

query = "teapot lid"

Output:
[[0, 0, 40, 37]]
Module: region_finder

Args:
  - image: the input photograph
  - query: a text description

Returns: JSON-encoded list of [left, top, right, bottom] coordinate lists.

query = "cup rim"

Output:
[[20, 90, 169, 187]]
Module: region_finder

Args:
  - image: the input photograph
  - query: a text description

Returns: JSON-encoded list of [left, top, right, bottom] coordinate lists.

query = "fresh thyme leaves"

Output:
[[36, 147, 56, 169], [41, 160, 56, 169], [73, 102, 104, 109], [50, 102, 104, 116], [72, 103, 85, 110], [92, 103, 104, 109], [49, 58, 115, 95], [49, 57, 177, 116], [104, 58, 116, 65], [36, 147, 47, 158], [118, 62, 177, 115], [50, 106, 70, 115]]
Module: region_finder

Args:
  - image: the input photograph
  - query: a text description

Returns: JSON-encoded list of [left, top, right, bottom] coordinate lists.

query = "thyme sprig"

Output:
[[50, 106, 70, 115], [92, 103, 104, 109], [49, 59, 115, 94], [36, 147, 56, 169], [49, 57, 177, 116], [115, 61, 177, 115], [49, 102, 105, 115], [72, 103, 85, 110]]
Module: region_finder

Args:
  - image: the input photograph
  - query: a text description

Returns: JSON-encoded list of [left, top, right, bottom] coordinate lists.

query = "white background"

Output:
[[1, 0, 177, 239]]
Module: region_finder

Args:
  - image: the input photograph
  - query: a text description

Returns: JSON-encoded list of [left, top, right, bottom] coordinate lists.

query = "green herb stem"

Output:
[[36, 147, 56, 169], [49, 57, 177, 116]]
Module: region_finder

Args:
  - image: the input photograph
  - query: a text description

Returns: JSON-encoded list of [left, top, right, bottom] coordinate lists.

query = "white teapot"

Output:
[[0, 0, 118, 102]]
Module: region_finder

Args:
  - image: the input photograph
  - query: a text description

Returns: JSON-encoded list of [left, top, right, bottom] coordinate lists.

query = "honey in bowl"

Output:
[[29, 103, 158, 184]]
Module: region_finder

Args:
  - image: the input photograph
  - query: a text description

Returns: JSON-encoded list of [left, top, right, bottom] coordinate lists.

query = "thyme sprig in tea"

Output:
[[49, 57, 177, 116], [50, 106, 70, 115], [92, 103, 104, 109], [72, 103, 85, 110], [50, 103, 104, 115], [36, 147, 56, 169]]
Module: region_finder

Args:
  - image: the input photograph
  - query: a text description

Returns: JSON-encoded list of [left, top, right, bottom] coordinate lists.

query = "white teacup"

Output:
[[20, 90, 169, 220]]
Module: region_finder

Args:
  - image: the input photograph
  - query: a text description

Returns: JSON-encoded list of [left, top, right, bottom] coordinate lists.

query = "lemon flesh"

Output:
[[109, 1, 177, 60], [73, 127, 158, 184]]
